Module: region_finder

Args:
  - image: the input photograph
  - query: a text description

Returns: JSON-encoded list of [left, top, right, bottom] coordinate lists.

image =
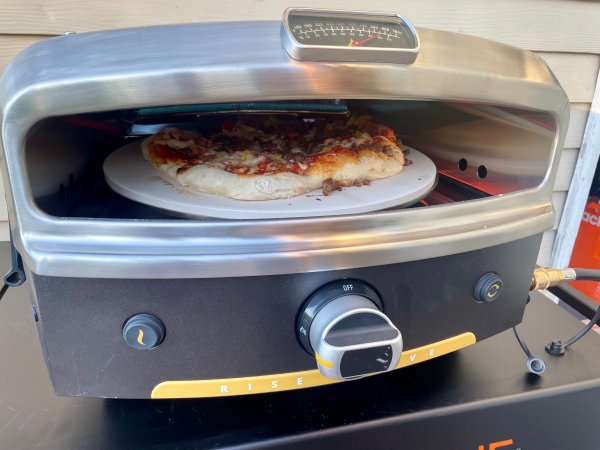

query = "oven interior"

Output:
[[24, 99, 556, 220]]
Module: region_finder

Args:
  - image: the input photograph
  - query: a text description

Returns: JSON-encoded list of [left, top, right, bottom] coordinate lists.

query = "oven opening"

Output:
[[25, 99, 556, 220]]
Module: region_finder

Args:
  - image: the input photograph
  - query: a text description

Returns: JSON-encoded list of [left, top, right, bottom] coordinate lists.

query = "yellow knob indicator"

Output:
[[137, 328, 145, 345]]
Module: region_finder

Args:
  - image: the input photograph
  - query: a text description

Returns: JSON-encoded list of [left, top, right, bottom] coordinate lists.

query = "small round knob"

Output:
[[474, 273, 504, 302], [297, 280, 402, 380], [123, 314, 165, 350]]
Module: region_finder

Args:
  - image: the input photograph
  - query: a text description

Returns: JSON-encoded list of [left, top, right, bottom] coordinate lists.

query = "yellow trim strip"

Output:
[[315, 352, 333, 369], [397, 332, 476, 368], [151, 332, 476, 399]]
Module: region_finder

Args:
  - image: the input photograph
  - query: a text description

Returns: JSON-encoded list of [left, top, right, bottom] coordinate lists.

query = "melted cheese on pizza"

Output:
[[142, 116, 407, 199]]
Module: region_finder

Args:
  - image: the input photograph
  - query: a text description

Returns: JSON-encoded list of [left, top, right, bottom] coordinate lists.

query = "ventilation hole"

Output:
[[458, 158, 468, 171], [69, 173, 75, 188], [59, 184, 66, 201], [477, 165, 488, 179]]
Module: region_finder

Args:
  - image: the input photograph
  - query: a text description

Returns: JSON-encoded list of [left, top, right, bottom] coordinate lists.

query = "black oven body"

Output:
[[28, 235, 540, 398]]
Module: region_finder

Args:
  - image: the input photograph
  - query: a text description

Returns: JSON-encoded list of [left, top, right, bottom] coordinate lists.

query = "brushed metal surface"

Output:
[[0, 21, 569, 279], [309, 296, 402, 380]]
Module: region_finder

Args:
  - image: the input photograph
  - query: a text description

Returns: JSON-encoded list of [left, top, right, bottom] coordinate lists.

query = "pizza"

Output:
[[142, 115, 408, 201]]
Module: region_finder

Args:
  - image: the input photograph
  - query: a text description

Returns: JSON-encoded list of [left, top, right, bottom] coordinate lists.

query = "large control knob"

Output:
[[297, 280, 402, 380]]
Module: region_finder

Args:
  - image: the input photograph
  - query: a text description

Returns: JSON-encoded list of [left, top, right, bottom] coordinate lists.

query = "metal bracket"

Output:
[[4, 230, 26, 287]]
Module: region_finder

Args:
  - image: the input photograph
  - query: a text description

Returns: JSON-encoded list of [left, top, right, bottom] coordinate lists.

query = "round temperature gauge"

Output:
[[282, 8, 419, 64]]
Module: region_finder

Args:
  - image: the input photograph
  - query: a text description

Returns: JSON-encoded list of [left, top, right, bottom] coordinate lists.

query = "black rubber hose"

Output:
[[563, 306, 600, 348], [0, 284, 8, 303], [573, 268, 600, 282], [546, 268, 600, 352]]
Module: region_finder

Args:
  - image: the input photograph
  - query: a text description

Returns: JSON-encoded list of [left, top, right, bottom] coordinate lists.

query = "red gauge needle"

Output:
[[351, 33, 381, 47]]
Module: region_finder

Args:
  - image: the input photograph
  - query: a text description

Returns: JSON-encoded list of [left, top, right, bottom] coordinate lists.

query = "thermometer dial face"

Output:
[[281, 8, 419, 63]]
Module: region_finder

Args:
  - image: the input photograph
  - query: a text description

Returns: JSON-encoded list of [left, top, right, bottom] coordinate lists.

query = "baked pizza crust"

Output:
[[177, 166, 319, 201], [306, 147, 404, 181]]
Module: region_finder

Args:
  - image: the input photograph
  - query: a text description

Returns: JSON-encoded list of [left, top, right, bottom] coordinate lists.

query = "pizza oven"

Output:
[[0, 9, 568, 398]]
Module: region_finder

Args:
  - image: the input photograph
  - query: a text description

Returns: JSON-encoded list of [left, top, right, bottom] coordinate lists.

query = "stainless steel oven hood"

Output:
[[0, 21, 568, 279]]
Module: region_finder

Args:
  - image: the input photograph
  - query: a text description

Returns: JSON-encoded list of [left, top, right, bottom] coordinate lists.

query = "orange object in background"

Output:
[[569, 198, 600, 304]]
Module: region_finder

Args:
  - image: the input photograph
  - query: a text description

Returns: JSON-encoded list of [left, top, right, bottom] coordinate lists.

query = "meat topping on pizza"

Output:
[[142, 115, 407, 199]]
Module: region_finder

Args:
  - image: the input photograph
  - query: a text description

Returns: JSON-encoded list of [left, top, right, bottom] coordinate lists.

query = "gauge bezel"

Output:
[[281, 7, 420, 64]]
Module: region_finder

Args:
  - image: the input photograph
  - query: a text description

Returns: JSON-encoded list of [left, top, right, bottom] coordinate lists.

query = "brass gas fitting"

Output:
[[530, 268, 576, 291]]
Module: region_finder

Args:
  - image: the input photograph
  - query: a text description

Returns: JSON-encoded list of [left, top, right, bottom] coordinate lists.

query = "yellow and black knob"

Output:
[[123, 313, 165, 350]]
